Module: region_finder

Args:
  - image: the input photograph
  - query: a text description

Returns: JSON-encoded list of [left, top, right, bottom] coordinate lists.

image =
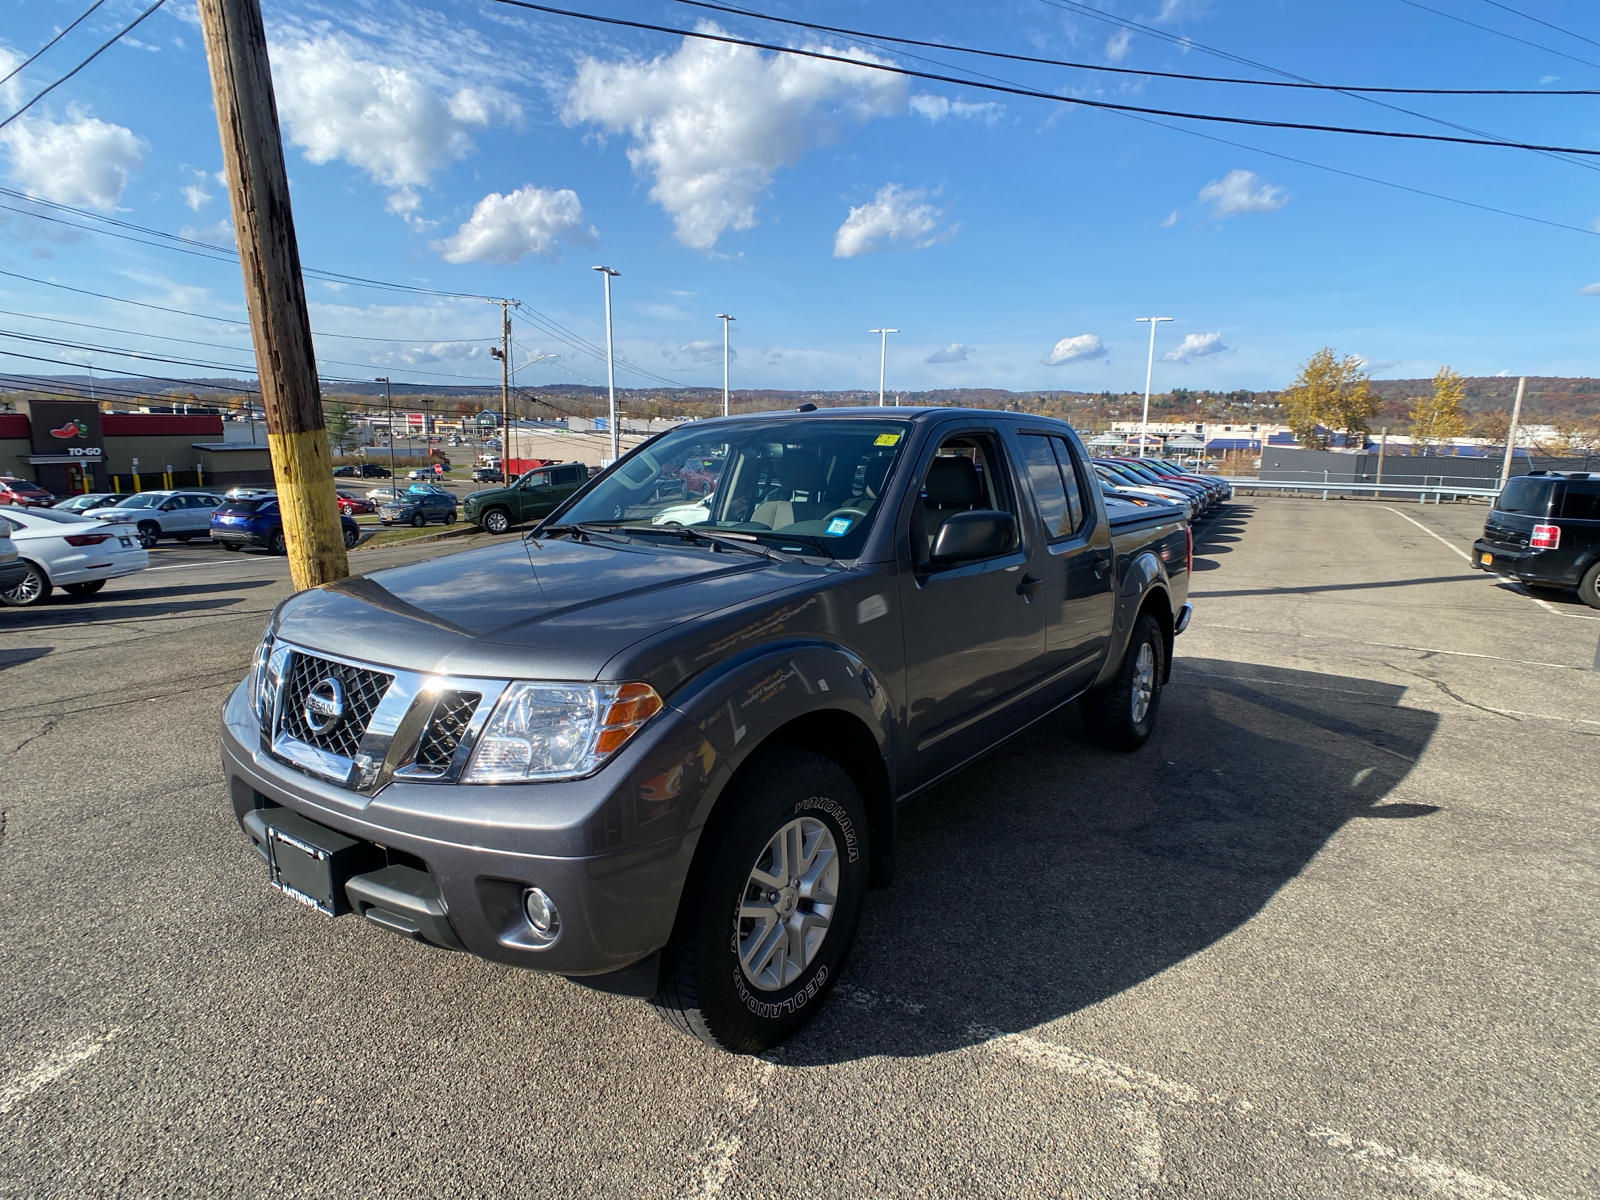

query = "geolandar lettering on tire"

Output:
[[732, 962, 829, 1019]]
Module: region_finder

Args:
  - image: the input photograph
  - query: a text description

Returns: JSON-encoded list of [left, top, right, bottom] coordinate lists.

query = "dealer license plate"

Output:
[[1480, 552, 1493, 565], [265, 824, 339, 916], [119, 536, 133, 548]]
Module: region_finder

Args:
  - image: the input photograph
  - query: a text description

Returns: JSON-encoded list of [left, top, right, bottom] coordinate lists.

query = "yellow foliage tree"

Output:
[[1282, 348, 1377, 450], [1409, 367, 1467, 453]]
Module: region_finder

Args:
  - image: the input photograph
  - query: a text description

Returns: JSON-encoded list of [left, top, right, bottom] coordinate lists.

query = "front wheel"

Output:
[[1, 561, 52, 607], [1079, 611, 1165, 752], [343, 525, 359, 549], [651, 749, 868, 1054], [1579, 561, 1600, 611], [481, 508, 510, 535], [410, 513, 426, 528]]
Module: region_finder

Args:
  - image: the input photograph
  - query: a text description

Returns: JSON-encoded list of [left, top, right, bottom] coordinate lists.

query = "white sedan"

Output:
[[0, 507, 150, 606]]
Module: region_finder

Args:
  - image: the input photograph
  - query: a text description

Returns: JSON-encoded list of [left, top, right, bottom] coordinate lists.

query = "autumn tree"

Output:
[[1467, 409, 1510, 445], [1282, 348, 1377, 449], [1409, 367, 1467, 453]]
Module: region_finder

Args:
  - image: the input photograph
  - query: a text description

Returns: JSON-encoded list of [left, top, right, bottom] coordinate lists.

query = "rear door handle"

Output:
[[1017, 574, 1044, 597]]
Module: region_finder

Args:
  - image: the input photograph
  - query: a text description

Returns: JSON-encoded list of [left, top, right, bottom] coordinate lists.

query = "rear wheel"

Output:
[[64, 579, 106, 597], [136, 521, 159, 550], [482, 508, 511, 535], [1, 560, 51, 606], [1579, 561, 1600, 610], [445, 511, 457, 525], [268, 527, 286, 555], [1080, 611, 1165, 752], [343, 525, 359, 549], [651, 748, 868, 1054]]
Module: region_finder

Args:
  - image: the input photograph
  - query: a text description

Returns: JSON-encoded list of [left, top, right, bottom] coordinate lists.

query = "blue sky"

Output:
[[1, 0, 1598, 397]]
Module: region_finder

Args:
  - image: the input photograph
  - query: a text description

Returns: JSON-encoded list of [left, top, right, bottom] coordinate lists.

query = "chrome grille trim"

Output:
[[260, 640, 506, 793]]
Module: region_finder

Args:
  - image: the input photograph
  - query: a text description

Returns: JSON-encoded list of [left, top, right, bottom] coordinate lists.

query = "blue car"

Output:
[[210, 495, 361, 554]]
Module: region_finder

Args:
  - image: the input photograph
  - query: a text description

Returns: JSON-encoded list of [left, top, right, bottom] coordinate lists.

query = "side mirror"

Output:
[[930, 510, 1015, 565]]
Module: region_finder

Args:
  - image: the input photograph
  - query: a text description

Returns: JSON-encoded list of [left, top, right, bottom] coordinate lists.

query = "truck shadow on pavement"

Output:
[[788, 655, 1440, 1064], [0, 596, 246, 629]]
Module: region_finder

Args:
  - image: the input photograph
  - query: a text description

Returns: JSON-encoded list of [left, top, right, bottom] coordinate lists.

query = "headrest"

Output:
[[923, 455, 983, 507], [858, 454, 892, 497], [780, 452, 828, 494]]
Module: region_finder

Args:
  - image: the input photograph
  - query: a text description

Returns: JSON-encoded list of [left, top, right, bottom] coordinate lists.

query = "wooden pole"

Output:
[[1498, 376, 1526, 491], [197, 0, 347, 589]]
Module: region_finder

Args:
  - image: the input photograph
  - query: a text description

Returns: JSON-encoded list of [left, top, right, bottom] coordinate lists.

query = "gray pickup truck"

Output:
[[222, 407, 1192, 1052]]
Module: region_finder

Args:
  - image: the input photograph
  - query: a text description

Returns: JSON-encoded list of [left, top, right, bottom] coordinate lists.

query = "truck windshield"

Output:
[[559, 418, 912, 557], [1494, 478, 1554, 517]]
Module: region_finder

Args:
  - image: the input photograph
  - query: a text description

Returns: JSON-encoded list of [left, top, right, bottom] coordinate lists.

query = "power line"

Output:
[[1476, 0, 1600, 52], [1394, 0, 1600, 70], [0, 0, 110, 90], [668, 0, 1599, 94], [0, 0, 167, 131], [487, 0, 1600, 156]]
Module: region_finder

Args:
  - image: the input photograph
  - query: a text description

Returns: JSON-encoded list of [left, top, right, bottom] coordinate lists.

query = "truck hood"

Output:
[[271, 534, 803, 680]]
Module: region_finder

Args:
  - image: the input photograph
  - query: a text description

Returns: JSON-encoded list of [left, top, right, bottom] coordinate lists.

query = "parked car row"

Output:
[[1090, 457, 1232, 521], [0, 506, 150, 606]]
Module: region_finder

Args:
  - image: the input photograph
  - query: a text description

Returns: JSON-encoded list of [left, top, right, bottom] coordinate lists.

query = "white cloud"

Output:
[[1355, 356, 1402, 374], [180, 184, 210, 211], [833, 184, 954, 258], [1044, 334, 1107, 366], [1580, 282, 1600, 295], [908, 94, 1003, 124], [1154, 0, 1205, 21], [0, 109, 146, 211], [563, 25, 906, 250], [374, 341, 487, 365], [1161, 209, 1179, 227], [1106, 30, 1133, 62], [179, 218, 236, 248], [1198, 169, 1288, 218], [925, 343, 972, 364], [270, 35, 521, 208], [431, 186, 595, 264], [1162, 331, 1228, 362], [680, 339, 736, 363]]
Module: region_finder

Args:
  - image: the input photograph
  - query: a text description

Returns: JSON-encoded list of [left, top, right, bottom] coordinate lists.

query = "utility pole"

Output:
[[197, 0, 346, 588], [594, 266, 620, 463], [377, 377, 396, 486], [1499, 376, 1526, 491], [489, 300, 512, 473], [1134, 316, 1173, 458], [717, 313, 735, 417], [1376, 426, 1388, 492], [868, 328, 899, 406]]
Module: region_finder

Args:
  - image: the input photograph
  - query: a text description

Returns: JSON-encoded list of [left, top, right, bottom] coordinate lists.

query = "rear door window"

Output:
[[1050, 437, 1087, 533], [1018, 434, 1074, 539], [1561, 482, 1600, 520], [1495, 478, 1555, 517]]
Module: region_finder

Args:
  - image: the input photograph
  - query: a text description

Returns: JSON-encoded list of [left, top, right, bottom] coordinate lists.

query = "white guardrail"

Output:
[[1221, 477, 1502, 503]]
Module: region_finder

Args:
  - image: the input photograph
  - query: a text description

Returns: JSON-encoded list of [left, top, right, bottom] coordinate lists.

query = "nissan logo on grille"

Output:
[[303, 677, 345, 735]]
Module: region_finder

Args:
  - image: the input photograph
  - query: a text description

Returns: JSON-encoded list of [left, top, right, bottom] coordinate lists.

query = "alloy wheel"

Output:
[[736, 816, 840, 992], [1131, 640, 1156, 725]]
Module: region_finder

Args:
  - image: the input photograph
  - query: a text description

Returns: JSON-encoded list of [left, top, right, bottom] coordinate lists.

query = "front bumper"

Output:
[[220, 679, 719, 978], [1470, 538, 1578, 587]]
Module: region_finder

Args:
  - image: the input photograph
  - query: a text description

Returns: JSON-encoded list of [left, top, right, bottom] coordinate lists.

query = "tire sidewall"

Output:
[[1124, 613, 1164, 741], [483, 509, 509, 534], [1, 560, 48, 606], [685, 758, 869, 1050], [1582, 562, 1600, 611]]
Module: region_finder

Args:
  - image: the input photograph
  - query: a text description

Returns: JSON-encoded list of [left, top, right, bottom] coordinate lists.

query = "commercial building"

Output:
[[0, 400, 273, 495]]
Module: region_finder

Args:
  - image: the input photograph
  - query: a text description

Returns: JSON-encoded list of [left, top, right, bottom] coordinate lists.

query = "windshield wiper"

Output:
[[532, 522, 630, 544], [606, 524, 788, 561], [745, 529, 836, 559]]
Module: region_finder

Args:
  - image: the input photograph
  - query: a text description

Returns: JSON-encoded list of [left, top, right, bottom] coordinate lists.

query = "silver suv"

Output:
[[92, 490, 224, 548]]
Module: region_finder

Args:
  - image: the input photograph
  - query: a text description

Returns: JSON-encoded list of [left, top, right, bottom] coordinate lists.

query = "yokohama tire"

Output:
[[1079, 611, 1165, 752], [651, 748, 868, 1054], [482, 508, 510, 535], [1580, 561, 1600, 611]]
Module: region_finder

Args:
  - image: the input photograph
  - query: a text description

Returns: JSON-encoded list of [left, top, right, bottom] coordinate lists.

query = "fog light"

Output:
[[523, 887, 559, 939]]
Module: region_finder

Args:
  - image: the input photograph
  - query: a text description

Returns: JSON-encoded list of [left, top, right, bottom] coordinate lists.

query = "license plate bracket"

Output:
[[257, 807, 380, 917], [1480, 552, 1493, 565]]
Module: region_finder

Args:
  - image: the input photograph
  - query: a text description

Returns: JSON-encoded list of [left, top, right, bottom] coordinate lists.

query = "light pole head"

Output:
[[716, 313, 735, 322], [592, 265, 620, 277], [1134, 316, 1173, 323]]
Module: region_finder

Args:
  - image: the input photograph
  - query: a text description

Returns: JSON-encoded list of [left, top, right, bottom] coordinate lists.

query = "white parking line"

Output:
[[971, 1026, 1544, 1200], [0, 1029, 122, 1116], [1382, 506, 1600, 621]]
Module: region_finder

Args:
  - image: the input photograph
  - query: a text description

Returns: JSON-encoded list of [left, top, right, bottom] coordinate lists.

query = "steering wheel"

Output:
[[821, 507, 868, 526]]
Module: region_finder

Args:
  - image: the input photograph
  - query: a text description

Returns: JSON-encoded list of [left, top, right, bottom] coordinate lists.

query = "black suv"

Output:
[[1473, 471, 1600, 608]]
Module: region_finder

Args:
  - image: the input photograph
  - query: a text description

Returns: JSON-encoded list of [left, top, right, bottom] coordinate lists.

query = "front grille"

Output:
[[412, 690, 481, 774], [278, 652, 393, 759]]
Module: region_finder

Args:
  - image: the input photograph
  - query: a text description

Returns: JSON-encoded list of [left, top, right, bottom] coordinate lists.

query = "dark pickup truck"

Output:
[[221, 407, 1193, 1052], [1472, 471, 1600, 608]]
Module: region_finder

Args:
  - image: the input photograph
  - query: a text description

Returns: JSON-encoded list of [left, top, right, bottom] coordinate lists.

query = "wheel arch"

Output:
[[1136, 584, 1176, 682]]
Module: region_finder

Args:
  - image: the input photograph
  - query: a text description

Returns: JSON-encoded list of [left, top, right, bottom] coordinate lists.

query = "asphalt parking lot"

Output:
[[1, 497, 1595, 1198]]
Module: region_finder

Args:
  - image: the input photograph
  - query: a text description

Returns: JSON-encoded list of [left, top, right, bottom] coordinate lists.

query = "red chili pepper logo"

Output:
[[49, 419, 89, 439]]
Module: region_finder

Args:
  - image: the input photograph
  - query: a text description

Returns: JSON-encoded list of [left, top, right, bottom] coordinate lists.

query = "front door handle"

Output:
[[1091, 551, 1112, 577], [1017, 574, 1044, 597]]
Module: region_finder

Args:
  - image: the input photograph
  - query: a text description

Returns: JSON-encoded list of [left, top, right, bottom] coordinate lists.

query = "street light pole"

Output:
[[868, 328, 899, 406], [1134, 316, 1172, 458], [594, 266, 621, 463], [377, 377, 395, 487], [716, 313, 735, 417]]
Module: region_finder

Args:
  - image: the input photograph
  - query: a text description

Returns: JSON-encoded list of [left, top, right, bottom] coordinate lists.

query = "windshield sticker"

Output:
[[873, 433, 901, 446], [826, 517, 853, 535]]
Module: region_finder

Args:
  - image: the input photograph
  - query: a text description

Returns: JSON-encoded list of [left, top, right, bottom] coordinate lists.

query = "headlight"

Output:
[[248, 632, 281, 723], [463, 682, 663, 784]]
